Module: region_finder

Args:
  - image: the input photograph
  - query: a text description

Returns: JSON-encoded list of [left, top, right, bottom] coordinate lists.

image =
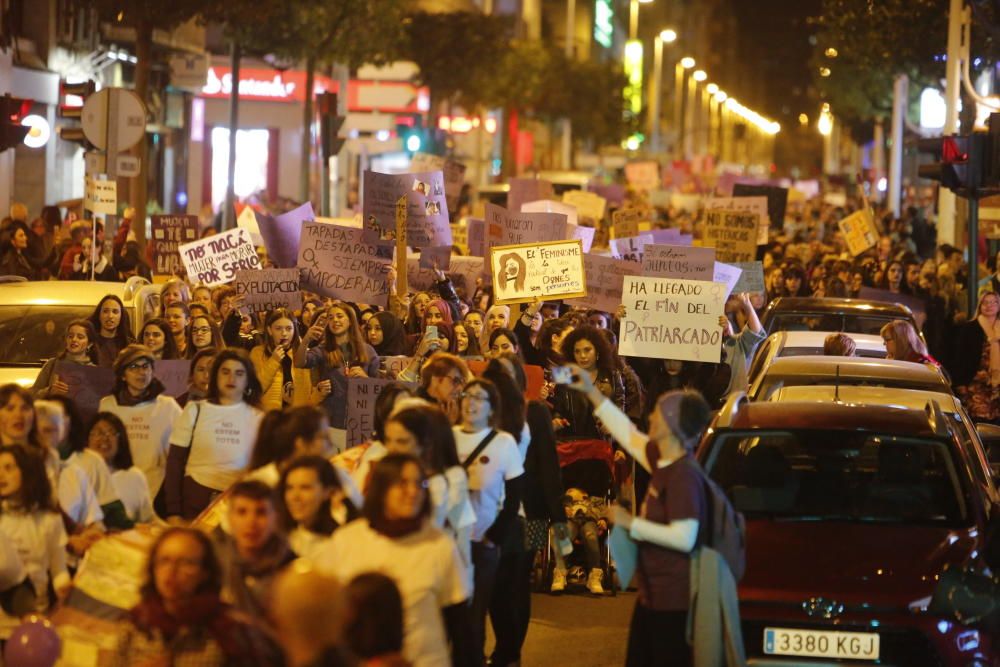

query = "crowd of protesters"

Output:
[[0, 183, 995, 667]]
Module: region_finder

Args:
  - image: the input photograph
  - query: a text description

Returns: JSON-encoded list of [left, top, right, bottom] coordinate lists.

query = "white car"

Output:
[[0, 277, 161, 387], [747, 355, 953, 402], [747, 330, 887, 393]]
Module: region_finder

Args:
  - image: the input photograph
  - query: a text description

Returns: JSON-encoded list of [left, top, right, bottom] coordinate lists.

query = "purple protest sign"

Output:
[[571, 255, 641, 314], [256, 202, 314, 269], [571, 224, 596, 253], [151, 215, 199, 276], [297, 221, 394, 306], [484, 203, 569, 284], [466, 218, 485, 256], [155, 359, 191, 398], [507, 178, 554, 215], [54, 361, 114, 424], [587, 183, 626, 207], [419, 245, 452, 270], [363, 170, 451, 248]]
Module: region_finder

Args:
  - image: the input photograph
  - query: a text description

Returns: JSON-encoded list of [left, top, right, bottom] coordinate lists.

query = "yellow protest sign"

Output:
[[838, 209, 879, 256]]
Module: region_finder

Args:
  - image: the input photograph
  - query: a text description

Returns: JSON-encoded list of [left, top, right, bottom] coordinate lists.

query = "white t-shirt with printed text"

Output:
[[98, 394, 182, 497], [168, 400, 263, 491], [452, 427, 524, 542]]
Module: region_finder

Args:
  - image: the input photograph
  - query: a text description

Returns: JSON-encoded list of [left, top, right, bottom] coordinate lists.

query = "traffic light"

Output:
[[57, 79, 96, 146], [917, 134, 991, 196], [316, 92, 346, 160], [0, 95, 32, 153], [399, 120, 427, 155]]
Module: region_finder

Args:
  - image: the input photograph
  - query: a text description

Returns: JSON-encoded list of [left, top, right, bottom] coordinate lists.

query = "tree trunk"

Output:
[[130, 16, 153, 249], [223, 41, 241, 231], [299, 56, 315, 204]]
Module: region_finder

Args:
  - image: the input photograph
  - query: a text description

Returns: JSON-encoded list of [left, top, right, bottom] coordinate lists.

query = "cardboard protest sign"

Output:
[[732, 261, 765, 294], [237, 205, 263, 245], [405, 256, 484, 295], [179, 228, 260, 288], [155, 359, 190, 398], [451, 223, 468, 253], [648, 228, 684, 245], [625, 161, 660, 192], [706, 196, 769, 244], [410, 153, 466, 212], [235, 268, 302, 313], [346, 377, 395, 447], [419, 245, 452, 270], [490, 239, 586, 305], [612, 208, 648, 239], [571, 224, 596, 253], [466, 218, 486, 256], [619, 277, 726, 362], [507, 178, 554, 215], [642, 244, 716, 280], [573, 255, 641, 314], [562, 190, 607, 222], [297, 222, 394, 306], [703, 210, 759, 263], [84, 177, 116, 215], [713, 262, 743, 300], [256, 202, 314, 269], [588, 183, 626, 207], [54, 361, 113, 423], [838, 209, 879, 256], [609, 233, 653, 262], [732, 183, 788, 227], [363, 170, 451, 247], [151, 215, 198, 276], [380, 356, 413, 380], [484, 203, 569, 270], [522, 199, 578, 227]]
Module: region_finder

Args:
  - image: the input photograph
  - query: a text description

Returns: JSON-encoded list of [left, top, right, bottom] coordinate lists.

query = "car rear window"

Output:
[[0, 305, 100, 364], [754, 373, 947, 400], [703, 430, 969, 525], [779, 346, 887, 359], [770, 313, 906, 336]]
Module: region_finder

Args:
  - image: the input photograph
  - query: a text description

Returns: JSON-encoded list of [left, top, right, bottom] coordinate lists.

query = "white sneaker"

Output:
[[587, 568, 605, 595], [551, 568, 567, 593]]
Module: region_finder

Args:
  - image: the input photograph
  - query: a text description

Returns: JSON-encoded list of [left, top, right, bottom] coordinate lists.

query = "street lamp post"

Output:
[[675, 57, 695, 161], [649, 29, 676, 154], [561, 0, 575, 169], [629, 0, 654, 41], [688, 69, 706, 160]]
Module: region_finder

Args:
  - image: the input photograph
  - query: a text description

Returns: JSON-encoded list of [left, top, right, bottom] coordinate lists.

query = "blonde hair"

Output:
[[880, 320, 927, 361]]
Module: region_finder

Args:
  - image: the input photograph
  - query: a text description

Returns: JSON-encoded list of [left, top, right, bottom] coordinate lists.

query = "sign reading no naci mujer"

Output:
[[619, 276, 726, 362]]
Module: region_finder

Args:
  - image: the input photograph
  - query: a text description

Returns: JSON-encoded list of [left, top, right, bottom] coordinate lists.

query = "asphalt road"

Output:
[[488, 590, 636, 666]]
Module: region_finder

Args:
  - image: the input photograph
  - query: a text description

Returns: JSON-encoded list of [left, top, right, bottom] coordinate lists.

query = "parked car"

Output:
[[700, 397, 998, 665], [0, 277, 161, 387], [747, 355, 952, 402], [760, 296, 921, 339], [747, 330, 887, 388]]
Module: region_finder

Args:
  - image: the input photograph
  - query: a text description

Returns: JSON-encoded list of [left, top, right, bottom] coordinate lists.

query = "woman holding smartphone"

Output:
[[251, 308, 330, 412], [294, 302, 379, 452]]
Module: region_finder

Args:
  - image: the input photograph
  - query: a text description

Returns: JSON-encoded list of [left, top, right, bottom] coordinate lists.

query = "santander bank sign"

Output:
[[202, 66, 329, 102]]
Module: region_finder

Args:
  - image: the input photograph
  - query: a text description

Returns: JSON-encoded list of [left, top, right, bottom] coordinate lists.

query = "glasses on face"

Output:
[[444, 374, 464, 386], [461, 391, 490, 403], [192, 327, 212, 335], [126, 360, 152, 372]]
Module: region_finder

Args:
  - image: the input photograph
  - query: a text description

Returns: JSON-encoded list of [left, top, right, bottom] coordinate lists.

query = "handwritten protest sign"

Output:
[[410, 153, 466, 212], [297, 222, 393, 306], [609, 233, 653, 262], [713, 262, 743, 300], [467, 218, 486, 256], [732, 261, 765, 294], [484, 204, 569, 285], [84, 177, 116, 215], [179, 228, 260, 288], [346, 377, 394, 447], [155, 359, 190, 398], [54, 362, 113, 423], [625, 161, 661, 191], [642, 244, 715, 280], [256, 202, 314, 268], [619, 277, 726, 362], [235, 268, 302, 313], [419, 245, 452, 270], [562, 190, 607, 222], [490, 240, 586, 305], [451, 223, 468, 253], [151, 215, 198, 276], [838, 209, 879, 256], [406, 256, 485, 294], [573, 255, 641, 313], [703, 210, 759, 262], [522, 200, 578, 227], [508, 178, 554, 215], [571, 224, 596, 253], [706, 196, 769, 244], [380, 356, 413, 379], [612, 208, 648, 239], [732, 183, 788, 227], [363, 170, 451, 247]]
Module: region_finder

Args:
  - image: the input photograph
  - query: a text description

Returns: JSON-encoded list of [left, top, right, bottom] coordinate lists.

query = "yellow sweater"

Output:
[[250, 344, 318, 412]]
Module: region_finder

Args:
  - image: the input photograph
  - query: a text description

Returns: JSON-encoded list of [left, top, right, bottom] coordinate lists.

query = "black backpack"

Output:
[[681, 457, 746, 581]]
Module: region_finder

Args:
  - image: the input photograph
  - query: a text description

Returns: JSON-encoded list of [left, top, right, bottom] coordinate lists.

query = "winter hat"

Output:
[[655, 390, 712, 453], [113, 344, 156, 377]]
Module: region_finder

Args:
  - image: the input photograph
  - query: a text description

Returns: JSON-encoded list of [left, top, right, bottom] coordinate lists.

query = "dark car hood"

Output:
[[740, 520, 979, 609]]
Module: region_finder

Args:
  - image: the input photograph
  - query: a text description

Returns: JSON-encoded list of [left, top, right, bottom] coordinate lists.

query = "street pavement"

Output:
[[488, 590, 635, 666]]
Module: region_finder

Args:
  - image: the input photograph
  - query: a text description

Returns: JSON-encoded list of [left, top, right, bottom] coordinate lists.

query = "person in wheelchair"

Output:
[[552, 487, 608, 595]]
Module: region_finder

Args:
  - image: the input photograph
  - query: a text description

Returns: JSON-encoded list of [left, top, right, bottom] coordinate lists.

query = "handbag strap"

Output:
[[462, 430, 498, 469], [188, 401, 202, 449]]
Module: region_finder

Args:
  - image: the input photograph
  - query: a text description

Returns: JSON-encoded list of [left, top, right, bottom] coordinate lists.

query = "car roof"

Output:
[[0, 280, 133, 306], [767, 385, 964, 414], [760, 355, 950, 386], [715, 400, 942, 437], [765, 296, 914, 317], [771, 330, 886, 353]]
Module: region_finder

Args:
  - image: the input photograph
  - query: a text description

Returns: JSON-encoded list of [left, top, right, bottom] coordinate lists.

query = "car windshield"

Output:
[[703, 430, 968, 526], [770, 313, 903, 335], [0, 306, 99, 365]]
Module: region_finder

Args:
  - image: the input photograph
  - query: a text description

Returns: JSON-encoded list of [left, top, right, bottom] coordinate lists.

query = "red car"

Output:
[[698, 398, 999, 665]]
